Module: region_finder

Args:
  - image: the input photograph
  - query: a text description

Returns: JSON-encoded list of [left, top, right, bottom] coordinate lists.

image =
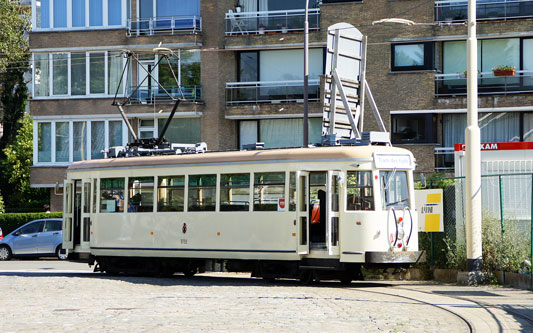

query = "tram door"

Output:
[[73, 180, 82, 247], [80, 180, 92, 250], [63, 180, 74, 250], [297, 171, 310, 255], [327, 171, 341, 256]]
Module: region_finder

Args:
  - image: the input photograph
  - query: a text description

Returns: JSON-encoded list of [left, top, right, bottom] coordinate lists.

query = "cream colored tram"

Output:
[[62, 145, 420, 282]]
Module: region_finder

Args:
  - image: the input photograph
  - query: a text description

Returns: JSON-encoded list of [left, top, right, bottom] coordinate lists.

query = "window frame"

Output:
[[346, 171, 375, 211], [99, 177, 126, 213], [157, 175, 185, 212], [253, 172, 286, 212], [391, 113, 437, 144], [32, 0, 128, 31], [391, 42, 434, 72], [33, 119, 127, 166], [219, 173, 251, 212], [128, 176, 155, 213]]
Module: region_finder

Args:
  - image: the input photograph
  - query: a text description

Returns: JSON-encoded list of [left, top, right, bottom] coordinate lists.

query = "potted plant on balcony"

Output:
[[461, 69, 479, 78], [492, 65, 516, 77], [258, 24, 266, 34]]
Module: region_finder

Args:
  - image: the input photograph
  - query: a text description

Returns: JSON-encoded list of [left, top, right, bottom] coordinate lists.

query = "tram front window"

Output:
[[380, 170, 409, 210]]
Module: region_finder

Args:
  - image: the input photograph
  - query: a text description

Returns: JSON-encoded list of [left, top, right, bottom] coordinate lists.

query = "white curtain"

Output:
[[52, 54, 68, 95], [524, 39, 533, 86], [55, 122, 69, 162], [239, 121, 258, 148], [259, 49, 323, 81], [108, 52, 123, 95], [73, 121, 87, 161], [525, 113, 533, 142], [34, 54, 50, 97], [259, 118, 322, 148], [243, 0, 257, 11], [479, 112, 520, 142], [109, 121, 123, 147], [91, 121, 105, 159], [443, 112, 521, 147]]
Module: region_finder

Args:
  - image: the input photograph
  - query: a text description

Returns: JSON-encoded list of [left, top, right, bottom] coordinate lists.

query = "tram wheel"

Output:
[[299, 271, 315, 285], [183, 268, 197, 277]]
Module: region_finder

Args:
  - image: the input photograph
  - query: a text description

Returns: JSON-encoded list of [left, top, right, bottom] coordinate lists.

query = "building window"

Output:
[[34, 0, 126, 30], [33, 51, 124, 98], [71, 53, 86, 95], [73, 121, 87, 161], [38, 122, 52, 162], [220, 173, 250, 211], [157, 118, 201, 143], [55, 122, 69, 162], [140, 0, 200, 18], [52, 54, 68, 95], [239, 118, 322, 149], [391, 42, 433, 71], [253, 172, 285, 211], [157, 176, 185, 212], [100, 178, 125, 213], [188, 174, 217, 212], [128, 177, 155, 212], [35, 119, 125, 164], [346, 171, 374, 211], [391, 114, 437, 144]]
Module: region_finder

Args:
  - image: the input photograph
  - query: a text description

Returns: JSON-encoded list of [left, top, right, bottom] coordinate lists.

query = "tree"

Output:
[[0, 0, 30, 156], [2, 113, 48, 210]]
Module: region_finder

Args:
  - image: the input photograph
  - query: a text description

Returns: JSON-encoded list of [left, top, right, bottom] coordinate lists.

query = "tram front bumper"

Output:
[[365, 251, 425, 264]]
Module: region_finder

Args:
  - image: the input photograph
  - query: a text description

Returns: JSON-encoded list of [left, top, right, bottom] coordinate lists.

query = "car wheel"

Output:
[[0, 245, 12, 261], [56, 245, 68, 260]]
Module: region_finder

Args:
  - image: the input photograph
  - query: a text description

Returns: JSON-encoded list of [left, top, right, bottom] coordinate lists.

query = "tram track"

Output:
[[348, 286, 474, 332], [394, 285, 533, 331]]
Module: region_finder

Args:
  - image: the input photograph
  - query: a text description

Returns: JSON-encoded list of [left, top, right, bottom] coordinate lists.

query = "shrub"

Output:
[[0, 212, 62, 235], [442, 216, 530, 273]]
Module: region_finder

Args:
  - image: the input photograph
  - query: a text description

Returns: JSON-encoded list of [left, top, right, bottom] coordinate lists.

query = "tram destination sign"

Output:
[[373, 153, 414, 169]]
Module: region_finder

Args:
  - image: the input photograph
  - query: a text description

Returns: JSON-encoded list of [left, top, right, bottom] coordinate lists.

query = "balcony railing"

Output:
[[226, 80, 320, 104], [127, 16, 201, 36], [434, 147, 455, 172], [127, 86, 202, 104], [435, 0, 533, 22], [435, 70, 533, 96], [225, 8, 320, 35]]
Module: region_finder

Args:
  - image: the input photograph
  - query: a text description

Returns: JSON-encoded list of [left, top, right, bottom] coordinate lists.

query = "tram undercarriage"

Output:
[[90, 255, 415, 283]]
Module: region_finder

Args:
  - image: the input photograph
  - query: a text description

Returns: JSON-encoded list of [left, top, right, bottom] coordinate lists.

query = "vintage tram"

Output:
[[62, 144, 421, 282]]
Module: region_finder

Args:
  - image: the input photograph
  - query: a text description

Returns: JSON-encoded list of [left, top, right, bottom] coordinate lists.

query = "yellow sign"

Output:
[[415, 189, 444, 232]]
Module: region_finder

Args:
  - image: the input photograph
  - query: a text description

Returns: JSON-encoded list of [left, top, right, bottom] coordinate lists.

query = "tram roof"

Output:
[[68, 145, 412, 171]]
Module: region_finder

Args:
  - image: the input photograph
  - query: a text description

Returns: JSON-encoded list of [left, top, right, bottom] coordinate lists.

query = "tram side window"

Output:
[[380, 170, 409, 210], [220, 173, 250, 211], [100, 178, 125, 213], [253, 172, 285, 211], [128, 177, 155, 212], [158, 176, 185, 212], [346, 171, 374, 211], [289, 172, 296, 211], [188, 174, 216, 211]]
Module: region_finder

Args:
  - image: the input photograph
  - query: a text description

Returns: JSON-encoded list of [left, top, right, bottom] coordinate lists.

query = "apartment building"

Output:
[[29, 0, 533, 210]]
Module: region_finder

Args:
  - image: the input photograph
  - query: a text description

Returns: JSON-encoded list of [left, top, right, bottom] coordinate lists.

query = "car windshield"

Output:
[[380, 170, 409, 210]]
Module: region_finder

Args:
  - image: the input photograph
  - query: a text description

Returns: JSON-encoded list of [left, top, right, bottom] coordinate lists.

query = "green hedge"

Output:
[[0, 213, 63, 235]]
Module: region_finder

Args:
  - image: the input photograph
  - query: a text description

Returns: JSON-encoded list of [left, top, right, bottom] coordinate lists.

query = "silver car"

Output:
[[0, 219, 67, 260]]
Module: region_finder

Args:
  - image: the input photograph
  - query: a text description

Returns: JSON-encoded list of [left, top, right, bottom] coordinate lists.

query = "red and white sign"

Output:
[[454, 142, 533, 152], [277, 198, 286, 211]]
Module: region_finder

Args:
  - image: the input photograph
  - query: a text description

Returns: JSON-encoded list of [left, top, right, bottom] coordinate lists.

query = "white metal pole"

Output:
[[465, 0, 483, 275], [303, 0, 309, 147]]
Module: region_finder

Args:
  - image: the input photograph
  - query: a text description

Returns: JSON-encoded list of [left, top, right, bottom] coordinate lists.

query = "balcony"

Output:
[[435, 147, 455, 172], [225, 80, 320, 104], [225, 8, 320, 36], [435, 71, 533, 96], [435, 0, 533, 22], [127, 16, 201, 36], [127, 86, 202, 104]]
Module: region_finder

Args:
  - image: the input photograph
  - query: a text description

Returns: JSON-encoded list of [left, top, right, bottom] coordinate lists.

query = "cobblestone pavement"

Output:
[[0, 261, 531, 332]]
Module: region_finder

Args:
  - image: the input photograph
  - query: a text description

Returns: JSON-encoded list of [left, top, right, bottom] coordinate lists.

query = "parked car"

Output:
[[0, 219, 66, 261]]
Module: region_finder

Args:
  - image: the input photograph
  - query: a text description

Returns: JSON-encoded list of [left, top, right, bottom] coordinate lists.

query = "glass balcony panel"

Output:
[[435, 0, 533, 22], [127, 86, 202, 104], [128, 16, 201, 36], [226, 80, 320, 104], [435, 70, 533, 96], [225, 8, 320, 35]]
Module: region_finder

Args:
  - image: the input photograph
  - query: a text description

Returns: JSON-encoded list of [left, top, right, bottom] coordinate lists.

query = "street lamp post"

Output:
[[303, 0, 309, 147], [465, 0, 483, 276]]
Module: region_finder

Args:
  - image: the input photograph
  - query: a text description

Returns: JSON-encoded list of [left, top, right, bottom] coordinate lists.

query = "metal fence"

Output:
[[423, 173, 533, 285]]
